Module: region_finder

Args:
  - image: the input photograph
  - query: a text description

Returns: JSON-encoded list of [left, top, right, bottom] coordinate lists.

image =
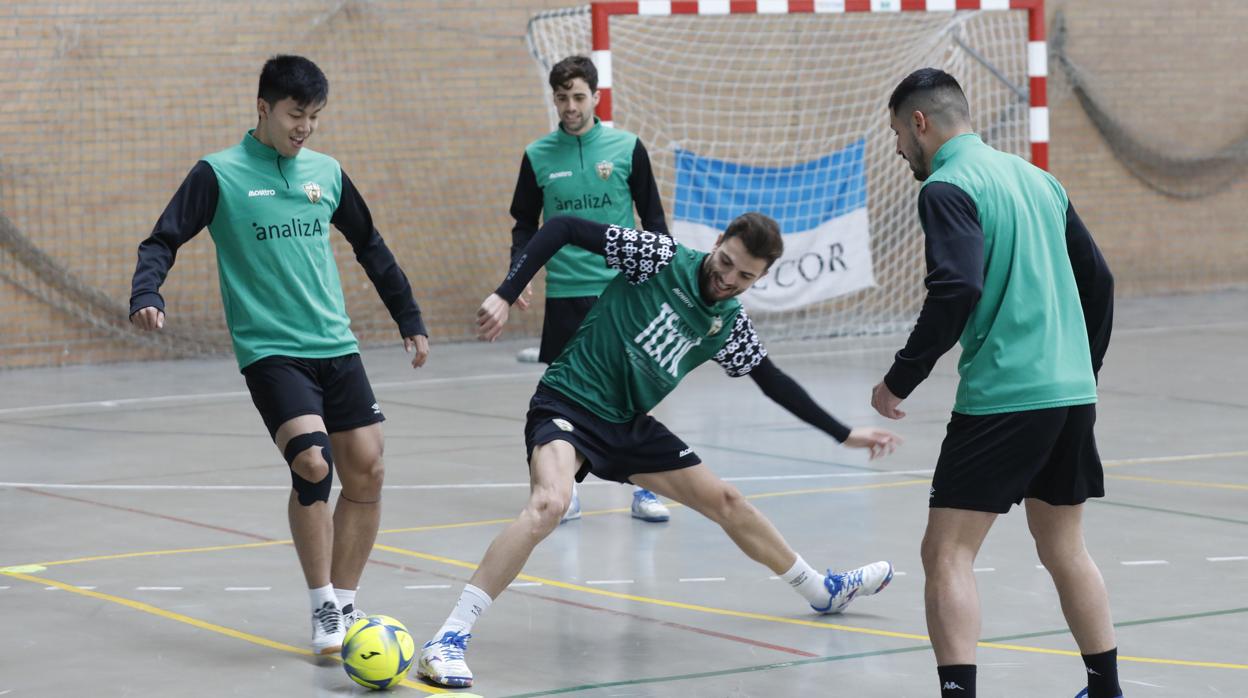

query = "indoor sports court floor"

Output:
[[2, 291, 1246, 697]]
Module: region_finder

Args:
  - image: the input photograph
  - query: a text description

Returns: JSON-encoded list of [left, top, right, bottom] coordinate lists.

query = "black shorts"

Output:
[[539, 295, 599, 364], [241, 353, 384, 439], [930, 404, 1104, 514], [524, 384, 702, 484]]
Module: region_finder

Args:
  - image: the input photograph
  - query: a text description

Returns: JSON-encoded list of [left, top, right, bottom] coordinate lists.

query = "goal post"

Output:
[[526, 0, 1047, 342]]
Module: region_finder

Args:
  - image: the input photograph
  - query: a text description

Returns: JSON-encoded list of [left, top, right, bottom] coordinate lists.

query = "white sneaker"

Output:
[[342, 603, 366, 630], [417, 630, 474, 687], [630, 488, 670, 522], [811, 561, 894, 615], [516, 346, 541, 363], [310, 601, 345, 655], [560, 485, 582, 523]]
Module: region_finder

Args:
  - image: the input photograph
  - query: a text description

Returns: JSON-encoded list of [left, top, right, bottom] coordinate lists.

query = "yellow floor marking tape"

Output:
[[1107, 473, 1248, 492], [0, 569, 471, 695], [371, 544, 1248, 670]]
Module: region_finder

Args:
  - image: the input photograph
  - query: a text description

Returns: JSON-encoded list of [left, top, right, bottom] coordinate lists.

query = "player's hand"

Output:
[[476, 293, 510, 342], [515, 283, 534, 311], [871, 381, 906, 420], [130, 306, 165, 331], [404, 334, 430, 369], [843, 427, 903, 460]]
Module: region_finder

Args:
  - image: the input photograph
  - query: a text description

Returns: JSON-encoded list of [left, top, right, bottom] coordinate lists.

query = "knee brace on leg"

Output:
[[283, 431, 334, 506]]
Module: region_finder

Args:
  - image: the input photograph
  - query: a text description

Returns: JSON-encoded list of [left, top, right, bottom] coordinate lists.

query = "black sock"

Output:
[[938, 664, 976, 698], [1082, 647, 1122, 698]]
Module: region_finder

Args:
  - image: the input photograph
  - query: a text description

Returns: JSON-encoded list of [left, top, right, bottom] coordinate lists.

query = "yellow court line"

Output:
[[372, 543, 928, 642], [1103, 450, 1248, 468], [0, 570, 464, 694], [1107, 473, 1248, 492], [32, 540, 291, 568], [373, 544, 1248, 671], [977, 641, 1248, 670]]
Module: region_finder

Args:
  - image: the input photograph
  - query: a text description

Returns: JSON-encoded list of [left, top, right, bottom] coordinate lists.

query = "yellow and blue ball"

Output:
[[341, 614, 416, 690]]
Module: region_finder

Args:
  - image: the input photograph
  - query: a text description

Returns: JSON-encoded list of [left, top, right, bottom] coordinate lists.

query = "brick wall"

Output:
[[0, 0, 1243, 368]]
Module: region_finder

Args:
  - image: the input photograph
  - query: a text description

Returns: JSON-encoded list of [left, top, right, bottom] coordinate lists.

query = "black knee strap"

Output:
[[283, 432, 334, 506]]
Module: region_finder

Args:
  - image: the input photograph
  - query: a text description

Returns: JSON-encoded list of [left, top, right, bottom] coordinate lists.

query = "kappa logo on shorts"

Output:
[[552, 418, 574, 432], [679, 447, 693, 457]]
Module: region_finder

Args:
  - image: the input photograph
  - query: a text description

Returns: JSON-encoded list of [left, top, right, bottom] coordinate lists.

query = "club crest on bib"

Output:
[[708, 316, 723, 336], [302, 181, 322, 204], [595, 160, 613, 180]]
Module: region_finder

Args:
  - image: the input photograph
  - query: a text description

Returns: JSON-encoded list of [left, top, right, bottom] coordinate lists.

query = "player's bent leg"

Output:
[[1025, 499, 1116, 652], [417, 439, 581, 688], [276, 414, 343, 654], [921, 507, 997, 666], [469, 439, 581, 598], [329, 423, 385, 598]]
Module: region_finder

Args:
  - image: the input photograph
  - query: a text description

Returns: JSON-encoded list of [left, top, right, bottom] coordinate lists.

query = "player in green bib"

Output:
[[871, 69, 1120, 698], [508, 55, 672, 523], [416, 213, 902, 688], [129, 56, 429, 656]]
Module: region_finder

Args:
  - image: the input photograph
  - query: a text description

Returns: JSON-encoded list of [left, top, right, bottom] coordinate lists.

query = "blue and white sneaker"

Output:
[[811, 561, 894, 614], [1073, 690, 1123, 698], [417, 630, 473, 687], [631, 488, 670, 522], [560, 485, 582, 523]]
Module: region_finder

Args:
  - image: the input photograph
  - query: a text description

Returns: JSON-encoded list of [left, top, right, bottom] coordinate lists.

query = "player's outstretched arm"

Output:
[[746, 356, 901, 458], [496, 216, 611, 304], [842, 427, 902, 461]]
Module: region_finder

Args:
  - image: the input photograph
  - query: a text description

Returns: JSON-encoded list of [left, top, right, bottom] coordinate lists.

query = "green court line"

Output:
[[498, 606, 1248, 697], [1091, 499, 1248, 527], [981, 607, 1248, 643]]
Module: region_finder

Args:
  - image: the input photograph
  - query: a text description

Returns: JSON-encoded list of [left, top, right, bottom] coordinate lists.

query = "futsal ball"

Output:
[[341, 614, 416, 690]]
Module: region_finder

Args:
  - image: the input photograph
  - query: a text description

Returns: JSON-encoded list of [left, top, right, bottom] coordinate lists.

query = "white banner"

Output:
[[671, 138, 876, 312], [672, 208, 875, 312]]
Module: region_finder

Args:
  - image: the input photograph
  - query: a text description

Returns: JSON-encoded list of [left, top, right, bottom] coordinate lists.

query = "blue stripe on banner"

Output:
[[673, 139, 867, 235]]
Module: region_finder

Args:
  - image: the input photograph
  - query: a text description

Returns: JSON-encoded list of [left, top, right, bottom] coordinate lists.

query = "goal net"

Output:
[[526, 1, 1044, 343]]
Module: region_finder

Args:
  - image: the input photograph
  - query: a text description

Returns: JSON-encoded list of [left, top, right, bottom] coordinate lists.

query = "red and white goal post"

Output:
[[527, 0, 1047, 341]]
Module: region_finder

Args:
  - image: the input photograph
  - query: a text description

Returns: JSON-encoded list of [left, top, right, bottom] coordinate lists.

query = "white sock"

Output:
[[334, 587, 357, 613], [309, 584, 337, 612], [780, 556, 830, 607], [435, 584, 492, 639]]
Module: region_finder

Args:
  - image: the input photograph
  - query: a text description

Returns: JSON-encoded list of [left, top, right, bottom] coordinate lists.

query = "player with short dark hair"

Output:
[[873, 67, 1120, 698], [129, 54, 429, 656], [510, 54, 673, 523], [415, 213, 901, 688]]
